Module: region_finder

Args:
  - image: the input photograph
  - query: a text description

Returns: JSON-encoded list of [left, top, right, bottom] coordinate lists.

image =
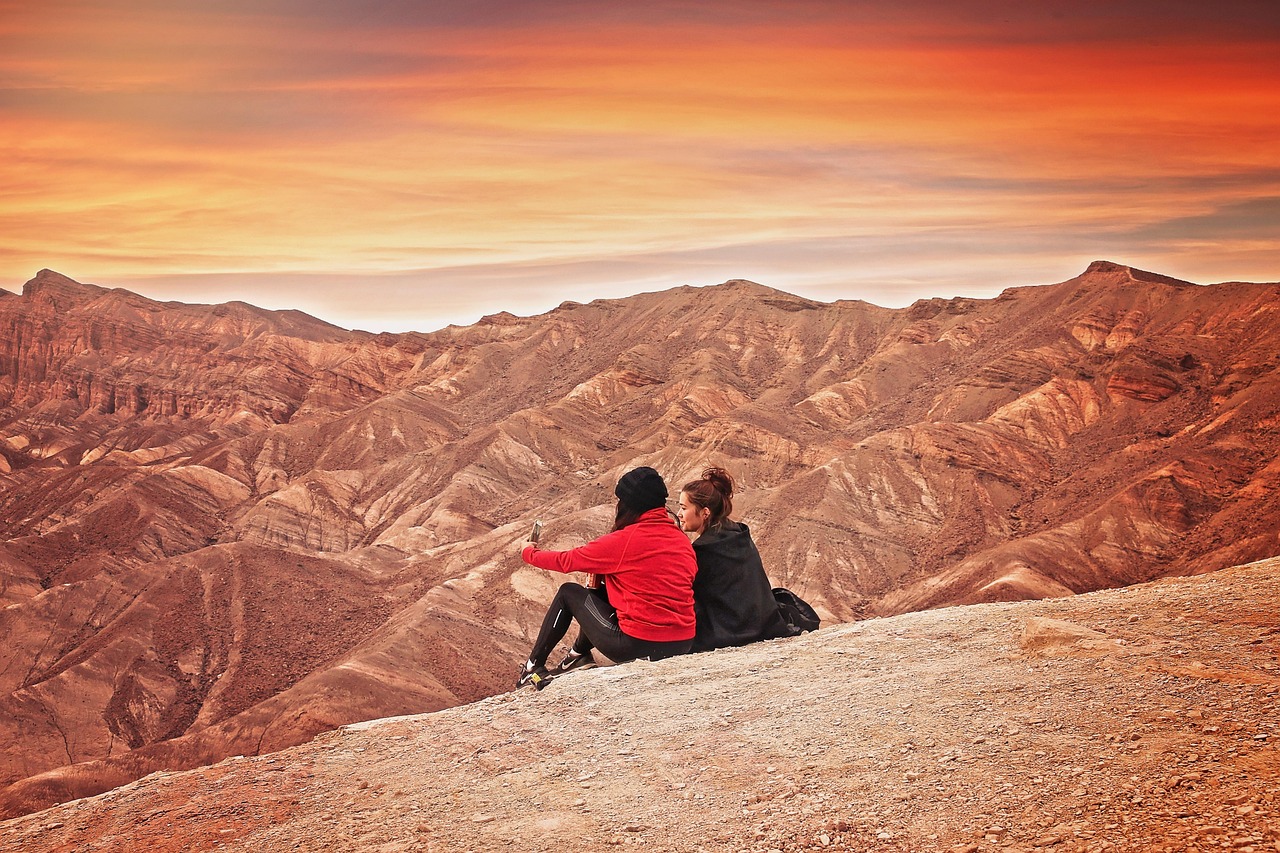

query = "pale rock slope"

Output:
[[1, 557, 1276, 852]]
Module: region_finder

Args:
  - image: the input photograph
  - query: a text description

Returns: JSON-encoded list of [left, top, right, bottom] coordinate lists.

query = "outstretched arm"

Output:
[[521, 526, 636, 575]]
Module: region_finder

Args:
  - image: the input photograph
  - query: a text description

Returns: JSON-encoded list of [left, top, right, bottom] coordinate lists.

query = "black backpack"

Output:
[[772, 587, 820, 635]]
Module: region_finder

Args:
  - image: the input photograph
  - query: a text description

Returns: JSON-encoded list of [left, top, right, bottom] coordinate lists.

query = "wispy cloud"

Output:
[[1, 1, 1277, 328]]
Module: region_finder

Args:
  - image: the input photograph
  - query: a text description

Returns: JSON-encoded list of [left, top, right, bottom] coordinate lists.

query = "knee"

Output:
[[553, 581, 587, 603]]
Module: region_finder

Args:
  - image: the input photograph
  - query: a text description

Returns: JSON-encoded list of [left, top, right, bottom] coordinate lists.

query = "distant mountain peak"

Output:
[[1083, 259, 1131, 275], [1081, 260, 1195, 287], [22, 269, 109, 310], [710, 278, 822, 310]]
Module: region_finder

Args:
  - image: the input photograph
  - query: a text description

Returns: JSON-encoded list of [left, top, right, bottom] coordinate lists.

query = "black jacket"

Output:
[[690, 520, 791, 653]]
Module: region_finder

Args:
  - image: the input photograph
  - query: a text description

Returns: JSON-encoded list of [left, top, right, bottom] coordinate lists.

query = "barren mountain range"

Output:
[[1, 261, 1278, 819]]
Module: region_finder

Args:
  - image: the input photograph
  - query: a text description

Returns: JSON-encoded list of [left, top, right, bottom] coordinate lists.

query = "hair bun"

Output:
[[702, 466, 734, 499]]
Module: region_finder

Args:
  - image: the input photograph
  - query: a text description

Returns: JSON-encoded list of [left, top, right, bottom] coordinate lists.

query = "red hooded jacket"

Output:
[[521, 507, 697, 643]]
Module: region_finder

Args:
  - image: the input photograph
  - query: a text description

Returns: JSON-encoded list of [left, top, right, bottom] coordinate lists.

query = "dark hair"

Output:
[[681, 467, 734, 531], [613, 499, 647, 531]]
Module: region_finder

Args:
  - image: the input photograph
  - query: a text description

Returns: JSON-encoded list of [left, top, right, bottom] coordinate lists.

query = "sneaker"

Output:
[[516, 664, 550, 689], [550, 650, 596, 676]]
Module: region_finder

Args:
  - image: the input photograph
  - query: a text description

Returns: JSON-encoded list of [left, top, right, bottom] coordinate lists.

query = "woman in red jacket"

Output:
[[516, 466, 697, 689]]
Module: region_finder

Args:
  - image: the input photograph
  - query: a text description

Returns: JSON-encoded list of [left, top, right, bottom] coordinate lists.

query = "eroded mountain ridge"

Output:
[[1, 261, 1278, 817]]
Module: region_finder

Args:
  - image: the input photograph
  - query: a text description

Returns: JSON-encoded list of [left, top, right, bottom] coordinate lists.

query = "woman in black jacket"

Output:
[[677, 467, 791, 653]]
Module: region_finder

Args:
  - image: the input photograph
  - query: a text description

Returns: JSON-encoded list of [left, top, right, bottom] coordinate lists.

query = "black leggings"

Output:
[[527, 582, 692, 667]]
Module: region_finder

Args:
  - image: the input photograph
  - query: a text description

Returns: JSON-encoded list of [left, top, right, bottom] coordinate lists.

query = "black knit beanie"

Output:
[[614, 466, 668, 513]]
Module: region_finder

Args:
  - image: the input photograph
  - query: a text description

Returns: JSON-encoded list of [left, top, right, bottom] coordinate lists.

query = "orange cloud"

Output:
[[0, 3, 1276, 329]]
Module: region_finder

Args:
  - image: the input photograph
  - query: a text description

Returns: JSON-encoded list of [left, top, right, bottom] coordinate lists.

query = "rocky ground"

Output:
[[3, 557, 1278, 853]]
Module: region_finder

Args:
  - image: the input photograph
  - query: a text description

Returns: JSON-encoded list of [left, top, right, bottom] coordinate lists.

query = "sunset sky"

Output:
[[2, 1, 1278, 332]]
